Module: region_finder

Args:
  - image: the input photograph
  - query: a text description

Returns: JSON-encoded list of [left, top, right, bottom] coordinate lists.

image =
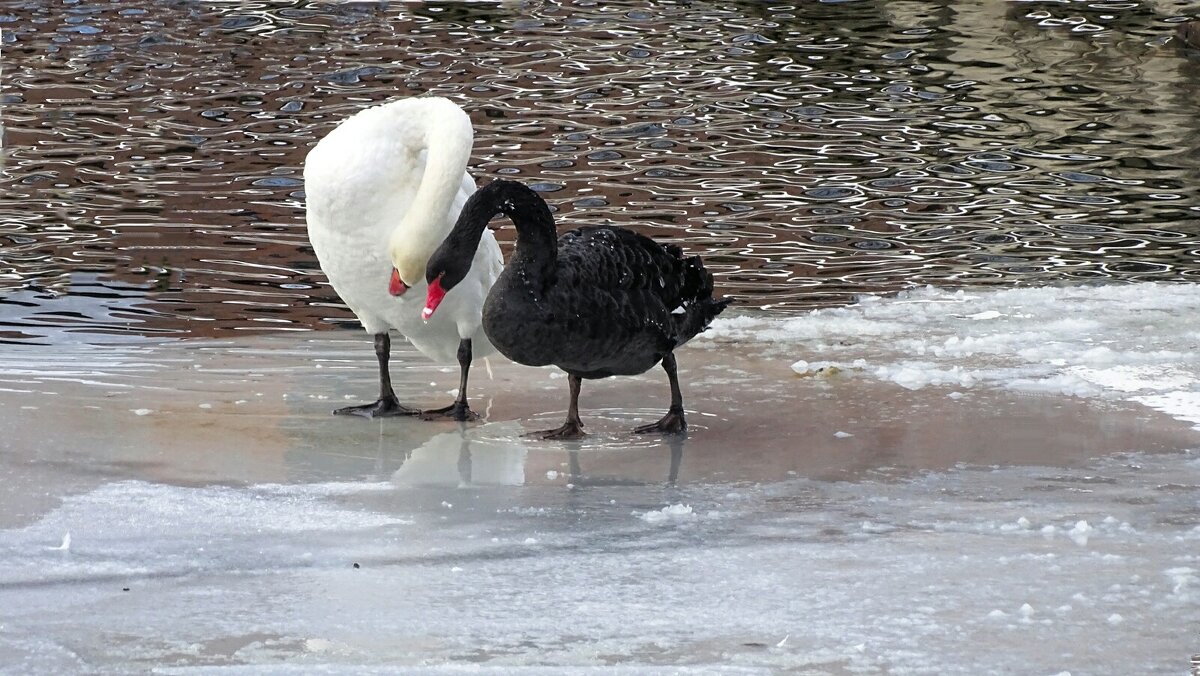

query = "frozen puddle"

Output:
[[0, 282, 1198, 673]]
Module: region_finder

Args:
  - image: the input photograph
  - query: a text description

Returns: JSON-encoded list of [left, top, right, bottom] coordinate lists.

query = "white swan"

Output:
[[304, 96, 502, 420]]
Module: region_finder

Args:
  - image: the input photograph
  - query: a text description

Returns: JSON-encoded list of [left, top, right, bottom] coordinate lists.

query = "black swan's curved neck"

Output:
[[441, 180, 557, 284], [502, 184, 557, 282]]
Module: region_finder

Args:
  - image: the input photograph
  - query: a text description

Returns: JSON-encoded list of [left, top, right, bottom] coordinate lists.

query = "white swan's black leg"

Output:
[[334, 333, 421, 418], [634, 352, 687, 435], [421, 339, 480, 422], [528, 373, 586, 440]]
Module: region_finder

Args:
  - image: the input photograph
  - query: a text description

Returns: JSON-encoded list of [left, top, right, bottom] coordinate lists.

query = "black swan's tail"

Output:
[[672, 253, 732, 347]]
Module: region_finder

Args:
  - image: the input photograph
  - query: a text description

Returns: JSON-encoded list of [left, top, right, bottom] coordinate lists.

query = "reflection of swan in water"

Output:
[[391, 421, 528, 487], [566, 435, 686, 487], [390, 424, 688, 488]]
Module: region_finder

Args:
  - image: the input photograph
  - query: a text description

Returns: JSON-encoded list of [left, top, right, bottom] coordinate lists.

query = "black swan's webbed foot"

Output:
[[633, 406, 687, 435], [420, 401, 480, 422], [333, 395, 421, 418], [526, 373, 586, 440], [635, 354, 688, 435], [528, 420, 587, 440]]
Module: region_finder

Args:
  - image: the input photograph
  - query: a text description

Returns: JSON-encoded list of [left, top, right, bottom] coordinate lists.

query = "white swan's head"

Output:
[[387, 206, 455, 296], [387, 241, 428, 297]]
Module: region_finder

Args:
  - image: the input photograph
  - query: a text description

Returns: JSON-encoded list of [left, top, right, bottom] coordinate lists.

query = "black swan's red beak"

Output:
[[423, 276, 446, 322]]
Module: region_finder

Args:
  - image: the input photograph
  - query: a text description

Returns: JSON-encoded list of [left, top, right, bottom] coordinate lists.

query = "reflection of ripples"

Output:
[[2, 0, 1200, 342]]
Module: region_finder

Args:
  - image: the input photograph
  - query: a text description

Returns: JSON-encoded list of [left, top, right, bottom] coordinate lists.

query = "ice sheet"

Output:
[[0, 283, 1198, 673], [1, 452, 1197, 674]]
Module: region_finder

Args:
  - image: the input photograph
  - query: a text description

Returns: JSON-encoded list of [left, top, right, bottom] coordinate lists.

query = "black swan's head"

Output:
[[422, 237, 475, 322], [423, 180, 546, 321], [423, 195, 491, 320]]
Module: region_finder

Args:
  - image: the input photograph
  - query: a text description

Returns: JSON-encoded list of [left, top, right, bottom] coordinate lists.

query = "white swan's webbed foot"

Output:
[[633, 406, 687, 435], [333, 395, 421, 418], [418, 338, 480, 422], [419, 402, 480, 422], [527, 420, 587, 441], [334, 333, 420, 418]]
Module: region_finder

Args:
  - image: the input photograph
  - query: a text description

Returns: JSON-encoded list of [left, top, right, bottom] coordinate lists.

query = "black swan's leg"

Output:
[[527, 373, 586, 440], [634, 352, 687, 434], [334, 333, 421, 418], [421, 339, 480, 422]]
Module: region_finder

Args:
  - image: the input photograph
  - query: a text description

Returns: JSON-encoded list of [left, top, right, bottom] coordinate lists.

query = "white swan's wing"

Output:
[[303, 97, 483, 348]]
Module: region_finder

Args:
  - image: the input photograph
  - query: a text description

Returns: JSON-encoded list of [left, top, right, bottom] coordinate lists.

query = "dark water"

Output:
[[2, 0, 1200, 343]]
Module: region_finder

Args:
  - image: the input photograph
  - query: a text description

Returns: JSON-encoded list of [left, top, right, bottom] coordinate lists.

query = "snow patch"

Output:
[[704, 284, 1200, 431], [1069, 520, 1093, 546], [1165, 567, 1196, 597], [638, 504, 695, 523]]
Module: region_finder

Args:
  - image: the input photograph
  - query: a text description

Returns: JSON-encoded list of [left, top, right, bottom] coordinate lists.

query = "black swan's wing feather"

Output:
[[558, 227, 689, 300], [543, 226, 729, 376]]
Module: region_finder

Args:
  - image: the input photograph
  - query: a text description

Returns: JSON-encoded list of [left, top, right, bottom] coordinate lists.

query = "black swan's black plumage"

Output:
[[425, 179, 730, 438]]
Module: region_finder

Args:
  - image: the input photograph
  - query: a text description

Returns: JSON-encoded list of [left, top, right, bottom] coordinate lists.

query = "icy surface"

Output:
[[702, 283, 1200, 430], [0, 283, 1198, 673], [1, 451, 1198, 674]]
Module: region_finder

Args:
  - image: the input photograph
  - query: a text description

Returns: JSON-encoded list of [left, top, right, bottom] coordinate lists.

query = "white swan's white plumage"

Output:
[[304, 97, 502, 418]]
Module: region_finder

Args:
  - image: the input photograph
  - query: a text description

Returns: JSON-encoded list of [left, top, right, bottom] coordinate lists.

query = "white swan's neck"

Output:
[[388, 98, 474, 286]]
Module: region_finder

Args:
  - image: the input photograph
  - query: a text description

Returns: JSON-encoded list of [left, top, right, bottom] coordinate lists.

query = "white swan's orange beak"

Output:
[[389, 268, 408, 297], [422, 277, 446, 322]]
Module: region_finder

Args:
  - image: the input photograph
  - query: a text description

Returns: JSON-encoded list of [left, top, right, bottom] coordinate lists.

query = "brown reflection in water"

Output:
[[1, 1, 1200, 342]]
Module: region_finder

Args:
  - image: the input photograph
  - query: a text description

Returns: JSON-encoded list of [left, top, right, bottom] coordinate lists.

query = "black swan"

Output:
[[422, 179, 730, 439]]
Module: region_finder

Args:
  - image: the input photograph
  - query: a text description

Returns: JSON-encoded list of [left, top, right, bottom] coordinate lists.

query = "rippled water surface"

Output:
[[3, 0, 1200, 342]]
